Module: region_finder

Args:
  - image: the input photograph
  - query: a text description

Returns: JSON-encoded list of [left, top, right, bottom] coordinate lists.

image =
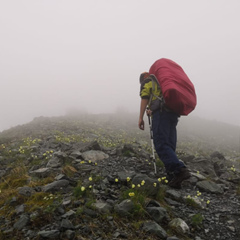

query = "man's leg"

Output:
[[152, 110, 184, 174]]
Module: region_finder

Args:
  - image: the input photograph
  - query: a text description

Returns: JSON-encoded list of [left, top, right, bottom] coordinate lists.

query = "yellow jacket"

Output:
[[140, 77, 162, 111]]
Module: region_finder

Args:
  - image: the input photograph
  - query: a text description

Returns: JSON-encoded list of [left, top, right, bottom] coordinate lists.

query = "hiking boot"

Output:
[[168, 168, 191, 189]]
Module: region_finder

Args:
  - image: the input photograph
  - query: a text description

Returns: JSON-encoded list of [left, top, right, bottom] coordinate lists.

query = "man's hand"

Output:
[[139, 98, 148, 131], [146, 108, 152, 116], [138, 118, 144, 130]]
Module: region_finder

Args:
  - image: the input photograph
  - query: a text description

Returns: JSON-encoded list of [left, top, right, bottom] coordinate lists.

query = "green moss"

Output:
[[155, 186, 167, 202], [119, 189, 147, 217], [185, 198, 202, 209], [191, 213, 204, 227], [73, 186, 85, 198], [123, 150, 133, 157]]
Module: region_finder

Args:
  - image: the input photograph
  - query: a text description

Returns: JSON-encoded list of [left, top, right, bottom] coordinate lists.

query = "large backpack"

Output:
[[149, 58, 197, 116]]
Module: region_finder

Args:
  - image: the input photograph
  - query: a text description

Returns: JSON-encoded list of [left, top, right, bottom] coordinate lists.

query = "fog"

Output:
[[1, 0, 240, 132]]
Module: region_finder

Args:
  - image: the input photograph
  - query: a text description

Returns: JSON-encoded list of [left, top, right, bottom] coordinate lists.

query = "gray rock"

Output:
[[168, 218, 190, 234], [191, 172, 207, 181], [117, 171, 136, 183], [146, 206, 169, 223], [164, 197, 181, 206], [15, 204, 25, 214], [183, 196, 204, 209], [76, 140, 101, 152], [142, 221, 167, 239], [167, 237, 180, 240], [196, 180, 224, 194], [60, 218, 75, 230], [115, 199, 135, 217], [13, 214, 30, 230], [54, 151, 67, 159], [82, 150, 109, 162], [146, 199, 162, 208], [187, 157, 217, 178], [42, 180, 70, 193], [46, 157, 62, 168], [93, 201, 113, 214], [29, 167, 51, 178], [62, 210, 76, 219], [70, 150, 82, 159], [63, 230, 76, 240], [55, 174, 68, 181], [18, 186, 35, 197], [165, 189, 182, 201], [83, 208, 98, 218], [210, 151, 226, 160], [131, 173, 160, 196], [38, 230, 60, 239]]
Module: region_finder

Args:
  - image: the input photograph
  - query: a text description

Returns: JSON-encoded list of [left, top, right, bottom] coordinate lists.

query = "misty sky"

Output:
[[1, 0, 240, 131]]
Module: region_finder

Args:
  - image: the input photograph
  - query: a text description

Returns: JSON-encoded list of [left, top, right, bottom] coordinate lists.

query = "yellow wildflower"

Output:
[[129, 192, 135, 197]]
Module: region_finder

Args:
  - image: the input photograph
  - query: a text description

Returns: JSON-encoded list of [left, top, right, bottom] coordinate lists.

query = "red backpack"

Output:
[[149, 58, 197, 116]]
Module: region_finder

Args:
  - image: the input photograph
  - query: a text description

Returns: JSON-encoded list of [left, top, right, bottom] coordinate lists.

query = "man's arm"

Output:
[[138, 98, 149, 130]]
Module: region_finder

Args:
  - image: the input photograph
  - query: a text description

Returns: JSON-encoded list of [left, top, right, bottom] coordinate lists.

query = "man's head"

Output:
[[139, 72, 150, 84]]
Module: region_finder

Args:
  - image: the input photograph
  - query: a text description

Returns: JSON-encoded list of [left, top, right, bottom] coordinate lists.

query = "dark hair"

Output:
[[139, 72, 150, 84]]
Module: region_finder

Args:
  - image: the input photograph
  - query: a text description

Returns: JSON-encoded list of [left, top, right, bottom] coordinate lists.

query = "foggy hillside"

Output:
[[0, 111, 240, 240], [1, 1, 240, 132], [0, 112, 239, 157]]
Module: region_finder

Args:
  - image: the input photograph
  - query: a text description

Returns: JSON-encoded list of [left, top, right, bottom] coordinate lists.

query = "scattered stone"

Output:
[[42, 180, 70, 192], [82, 150, 109, 162], [1, 116, 240, 240], [38, 230, 60, 239], [18, 186, 35, 197], [13, 214, 30, 230], [63, 230, 75, 240], [196, 180, 224, 194], [62, 210, 76, 219], [191, 172, 207, 181], [132, 173, 160, 196], [146, 206, 170, 223], [165, 189, 182, 201], [142, 221, 167, 239], [93, 201, 113, 214], [15, 204, 25, 214], [115, 199, 135, 217], [46, 157, 62, 168], [168, 218, 190, 234], [29, 167, 51, 178], [60, 218, 75, 230]]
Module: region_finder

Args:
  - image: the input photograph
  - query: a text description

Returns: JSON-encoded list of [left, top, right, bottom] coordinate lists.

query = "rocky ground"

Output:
[[0, 114, 239, 240]]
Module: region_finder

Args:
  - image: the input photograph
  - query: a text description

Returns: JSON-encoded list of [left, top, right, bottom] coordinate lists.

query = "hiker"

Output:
[[138, 71, 191, 189]]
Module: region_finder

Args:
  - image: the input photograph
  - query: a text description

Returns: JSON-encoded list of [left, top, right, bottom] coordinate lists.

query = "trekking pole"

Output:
[[147, 110, 157, 174]]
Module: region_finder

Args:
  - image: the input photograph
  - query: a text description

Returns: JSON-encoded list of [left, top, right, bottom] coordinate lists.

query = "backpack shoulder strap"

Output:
[[150, 74, 161, 92]]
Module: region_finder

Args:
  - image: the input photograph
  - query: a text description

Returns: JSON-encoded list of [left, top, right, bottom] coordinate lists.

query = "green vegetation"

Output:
[[191, 213, 204, 227], [0, 114, 239, 240]]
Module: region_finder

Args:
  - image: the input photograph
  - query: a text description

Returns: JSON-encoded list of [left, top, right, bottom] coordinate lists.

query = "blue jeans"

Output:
[[152, 110, 184, 174]]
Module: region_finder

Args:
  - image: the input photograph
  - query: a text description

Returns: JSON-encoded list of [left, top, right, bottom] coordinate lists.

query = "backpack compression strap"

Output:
[[149, 75, 165, 108]]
